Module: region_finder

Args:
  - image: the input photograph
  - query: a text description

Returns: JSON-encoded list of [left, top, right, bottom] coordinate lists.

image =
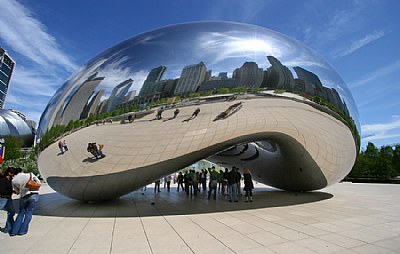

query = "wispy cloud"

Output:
[[0, 0, 77, 72], [10, 67, 61, 97], [0, 0, 79, 123], [362, 117, 400, 144], [349, 60, 400, 88], [333, 30, 386, 58]]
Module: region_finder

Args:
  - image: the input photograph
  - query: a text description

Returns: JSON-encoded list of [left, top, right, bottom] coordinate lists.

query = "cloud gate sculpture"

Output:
[[37, 21, 360, 201]]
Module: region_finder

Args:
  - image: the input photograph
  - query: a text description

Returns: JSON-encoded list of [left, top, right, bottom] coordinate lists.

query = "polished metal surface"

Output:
[[37, 21, 359, 201], [0, 109, 34, 147]]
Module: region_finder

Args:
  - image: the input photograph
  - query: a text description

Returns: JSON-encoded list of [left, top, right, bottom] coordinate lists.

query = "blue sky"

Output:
[[0, 0, 399, 149]]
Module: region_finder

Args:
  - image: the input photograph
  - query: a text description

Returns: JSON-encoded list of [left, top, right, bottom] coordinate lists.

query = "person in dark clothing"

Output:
[[227, 167, 239, 202], [154, 179, 161, 193], [173, 108, 180, 118], [177, 172, 184, 191], [182, 108, 200, 122], [87, 143, 105, 159], [207, 167, 219, 200], [243, 167, 254, 202], [0, 167, 15, 233], [156, 108, 164, 120]]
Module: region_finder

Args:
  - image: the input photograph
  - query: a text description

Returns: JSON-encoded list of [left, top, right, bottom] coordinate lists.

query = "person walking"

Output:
[[0, 167, 15, 233], [177, 172, 184, 191], [63, 140, 68, 151], [9, 168, 40, 236], [166, 175, 172, 192], [243, 167, 254, 202], [58, 141, 64, 154], [154, 179, 161, 193]]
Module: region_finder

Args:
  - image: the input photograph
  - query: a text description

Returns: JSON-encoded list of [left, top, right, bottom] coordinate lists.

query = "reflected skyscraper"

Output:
[[265, 56, 295, 89], [174, 61, 207, 95], [57, 73, 104, 125], [139, 66, 167, 97], [233, 62, 264, 88], [0, 48, 15, 108], [80, 89, 105, 119], [105, 79, 133, 112]]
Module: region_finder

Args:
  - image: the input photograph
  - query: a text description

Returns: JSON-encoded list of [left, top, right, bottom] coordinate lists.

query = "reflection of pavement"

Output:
[[1, 182, 399, 253]]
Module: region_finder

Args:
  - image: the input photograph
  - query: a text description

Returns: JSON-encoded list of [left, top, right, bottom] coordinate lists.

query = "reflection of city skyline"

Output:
[[48, 55, 350, 130]]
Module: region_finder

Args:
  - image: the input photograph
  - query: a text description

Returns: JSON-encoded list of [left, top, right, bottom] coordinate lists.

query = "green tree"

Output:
[[0, 149, 39, 175], [217, 88, 230, 94], [3, 135, 23, 160], [393, 144, 400, 176], [189, 92, 201, 98], [349, 154, 368, 178], [231, 87, 246, 94], [375, 145, 394, 179]]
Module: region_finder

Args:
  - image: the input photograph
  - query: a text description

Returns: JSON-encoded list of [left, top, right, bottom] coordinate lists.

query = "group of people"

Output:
[[155, 166, 254, 202], [151, 107, 201, 122], [57, 140, 68, 155], [0, 167, 41, 236], [87, 142, 105, 159]]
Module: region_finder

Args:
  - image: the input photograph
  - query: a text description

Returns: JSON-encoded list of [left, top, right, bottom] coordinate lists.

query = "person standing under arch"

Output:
[[243, 167, 254, 202]]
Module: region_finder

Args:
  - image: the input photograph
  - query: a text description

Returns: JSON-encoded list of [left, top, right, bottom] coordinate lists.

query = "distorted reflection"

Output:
[[36, 22, 360, 201]]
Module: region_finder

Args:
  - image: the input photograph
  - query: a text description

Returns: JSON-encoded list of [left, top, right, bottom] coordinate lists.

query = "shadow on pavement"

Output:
[[32, 187, 333, 218]]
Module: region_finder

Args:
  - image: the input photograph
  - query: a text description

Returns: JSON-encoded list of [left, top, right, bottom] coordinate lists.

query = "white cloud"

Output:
[[97, 56, 148, 94], [362, 117, 400, 144], [333, 31, 386, 58], [362, 117, 400, 133], [349, 60, 400, 88], [0, 0, 77, 72], [9, 66, 60, 97], [0, 0, 80, 123]]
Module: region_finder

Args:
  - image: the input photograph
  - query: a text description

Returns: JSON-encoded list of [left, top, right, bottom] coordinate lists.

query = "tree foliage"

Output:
[[3, 135, 23, 160], [348, 142, 399, 180]]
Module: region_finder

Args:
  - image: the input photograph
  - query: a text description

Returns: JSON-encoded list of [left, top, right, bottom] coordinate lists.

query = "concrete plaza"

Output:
[[1, 182, 399, 254]]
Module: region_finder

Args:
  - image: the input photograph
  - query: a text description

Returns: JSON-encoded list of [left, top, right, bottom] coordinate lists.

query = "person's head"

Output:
[[243, 167, 251, 174], [2, 167, 14, 178], [13, 167, 23, 175]]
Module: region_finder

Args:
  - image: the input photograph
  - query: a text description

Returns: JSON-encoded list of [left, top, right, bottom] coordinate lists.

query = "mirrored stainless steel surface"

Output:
[[0, 109, 35, 147], [37, 21, 359, 201]]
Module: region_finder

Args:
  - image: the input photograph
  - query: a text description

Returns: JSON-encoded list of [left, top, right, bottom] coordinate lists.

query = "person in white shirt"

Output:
[[9, 168, 40, 236]]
